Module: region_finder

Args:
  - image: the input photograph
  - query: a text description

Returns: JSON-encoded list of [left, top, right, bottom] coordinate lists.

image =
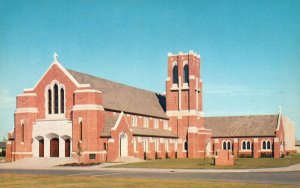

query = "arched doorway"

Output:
[[205, 140, 212, 157], [120, 132, 128, 157], [50, 138, 59, 157], [65, 139, 70, 157], [39, 139, 44, 157]]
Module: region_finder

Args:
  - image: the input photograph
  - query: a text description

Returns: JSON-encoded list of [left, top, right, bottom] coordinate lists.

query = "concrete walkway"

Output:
[[0, 158, 300, 173]]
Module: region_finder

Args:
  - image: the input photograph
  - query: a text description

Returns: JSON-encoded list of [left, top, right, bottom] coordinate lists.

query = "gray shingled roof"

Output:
[[100, 115, 119, 138], [67, 69, 167, 119], [132, 127, 178, 138], [296, 140, 300, 146], [204, 115, 279, 137]]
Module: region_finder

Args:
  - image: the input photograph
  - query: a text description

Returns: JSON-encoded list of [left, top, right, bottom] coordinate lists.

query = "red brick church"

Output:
[[6, 51, 290, 163]]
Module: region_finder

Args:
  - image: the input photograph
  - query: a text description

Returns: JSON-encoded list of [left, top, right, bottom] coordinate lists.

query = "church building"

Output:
[[5, 51, 293, 163]]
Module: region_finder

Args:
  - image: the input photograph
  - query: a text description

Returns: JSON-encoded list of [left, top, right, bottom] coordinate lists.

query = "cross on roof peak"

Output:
[[53, 52, 58, 62]]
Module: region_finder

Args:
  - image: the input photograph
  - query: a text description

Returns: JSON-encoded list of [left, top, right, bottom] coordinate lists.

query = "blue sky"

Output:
[[0, 0, 300, 139]]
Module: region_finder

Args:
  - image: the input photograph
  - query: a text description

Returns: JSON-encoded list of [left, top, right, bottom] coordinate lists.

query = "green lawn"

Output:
[[0, 174, 297, 188], [110, 154, 300, 169]]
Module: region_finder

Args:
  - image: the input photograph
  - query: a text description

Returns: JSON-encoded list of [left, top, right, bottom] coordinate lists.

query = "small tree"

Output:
[[76, 141, 82, 163]]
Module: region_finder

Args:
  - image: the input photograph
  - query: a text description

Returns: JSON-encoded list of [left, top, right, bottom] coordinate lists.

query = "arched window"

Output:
[[79, 121, 83, 142], [247, 141, 251, 150], [183, 64, 189, 83], [242, 141, 246, 150], [21, 123, 24, 143], [262, 141, 266, 150], [48, 89, 52, 114], [54, 84, 59, 114], [227, 141, 231, 150], [172, 64, 178, 84], [184, 140, 188, 151], [267, 141, 271, 150], [60, 88, 64, 113], [223, 141, 227, 150]]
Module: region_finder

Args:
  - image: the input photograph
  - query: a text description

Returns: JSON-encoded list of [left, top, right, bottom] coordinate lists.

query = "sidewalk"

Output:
[[1, 158, 300, 173]]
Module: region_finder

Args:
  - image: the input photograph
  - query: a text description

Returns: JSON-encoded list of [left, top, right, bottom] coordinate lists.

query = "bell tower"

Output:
[[166, 51, 211, 158]]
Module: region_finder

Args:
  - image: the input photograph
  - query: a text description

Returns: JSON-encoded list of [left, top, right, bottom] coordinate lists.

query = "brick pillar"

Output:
[[253, 138, 259, 158], [274, 138, 280, 158], [5, 141, 12, 162], [214, 139, 220, 155], [233, 138, 238, 157], [187, 127, 198, 158]]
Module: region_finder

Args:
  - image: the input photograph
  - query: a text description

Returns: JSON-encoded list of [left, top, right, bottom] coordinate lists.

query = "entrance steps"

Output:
[[7, 157, 77, 169], [115, 156, 144, 163]]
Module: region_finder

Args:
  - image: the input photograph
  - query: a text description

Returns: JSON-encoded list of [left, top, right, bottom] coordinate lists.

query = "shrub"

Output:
[[260, 152, 273, 158], [239, 153, 253, 158]]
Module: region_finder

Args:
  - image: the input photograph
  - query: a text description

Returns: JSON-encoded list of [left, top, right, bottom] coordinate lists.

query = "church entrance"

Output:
[[120, 132, 128, 157], [50, 138, 59, 157], [65, 139, 70, 157], [39, 139, 44, 157]]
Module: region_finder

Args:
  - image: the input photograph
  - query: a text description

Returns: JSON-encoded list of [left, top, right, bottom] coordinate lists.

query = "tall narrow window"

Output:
[[247, 141, 251, 150], [262, 141, 266, 150], [242, 141, 246, 150], [48, 89, 52, 114], [172, 65, 178, 84], [54, 84, 59, 114], [183, 64, 189, 83], [184, 140, 188, 151], [21, 123, 24, 143], [60, 88, 64, 113], [227, 141, 231, 150], [267, 141, 271, 150], [80, 121, 83, 142], [223, 141, 227, 150]]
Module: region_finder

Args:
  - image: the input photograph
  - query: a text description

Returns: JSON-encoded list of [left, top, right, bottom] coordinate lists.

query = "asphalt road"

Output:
[[0, 168, 299, 185]]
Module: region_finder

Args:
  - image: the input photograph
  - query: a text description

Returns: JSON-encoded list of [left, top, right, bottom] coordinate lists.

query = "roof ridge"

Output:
[[66, 69, 164, 95], [205, 114, 278, 118]]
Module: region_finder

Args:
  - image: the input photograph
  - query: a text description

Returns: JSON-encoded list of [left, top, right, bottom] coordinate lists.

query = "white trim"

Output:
[[166, 110, 203, 117], [74, 89, 102, 94], [108, 139, 115, 143], [72, 104, 104, 111], [33, 61, 81, 89], [189, 75, 195, 80], [17, 93, 37, 97], [188, 127, 198, 133], [82, 151, 107, 154], [12, 152, 32, 154], [111, 112, 124, 130], [15, 108, 38, 113]]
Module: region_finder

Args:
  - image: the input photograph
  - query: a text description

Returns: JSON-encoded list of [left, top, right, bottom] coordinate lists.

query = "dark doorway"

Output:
[[65, 139, 70, 157], [50, 138, 59, 157], [39, 139, 44, 157]]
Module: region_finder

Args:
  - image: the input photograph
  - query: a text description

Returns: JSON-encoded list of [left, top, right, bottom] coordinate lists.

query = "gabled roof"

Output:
[[100, 114, 119, 138], [67, 69, 168, 119], [204, 115, 279, 137]]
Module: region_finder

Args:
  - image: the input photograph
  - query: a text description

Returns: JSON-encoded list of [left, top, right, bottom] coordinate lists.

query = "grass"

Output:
[[110, 154, 300, 169], [0, 174, 297, 188]]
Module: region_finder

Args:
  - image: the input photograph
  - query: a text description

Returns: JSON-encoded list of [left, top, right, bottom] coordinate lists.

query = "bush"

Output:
[[260, 152, 273, 158], [239, 153, 253, 158]]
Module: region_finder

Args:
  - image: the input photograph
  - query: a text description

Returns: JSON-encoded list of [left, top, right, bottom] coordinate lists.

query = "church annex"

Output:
[[6, 51, 294, 163]]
